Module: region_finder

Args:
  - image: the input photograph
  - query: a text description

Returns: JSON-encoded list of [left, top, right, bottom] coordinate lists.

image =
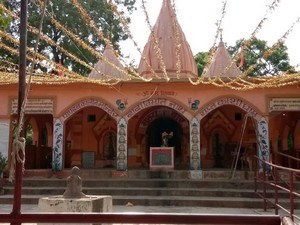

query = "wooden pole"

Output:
[[11, 0, 28, 224]]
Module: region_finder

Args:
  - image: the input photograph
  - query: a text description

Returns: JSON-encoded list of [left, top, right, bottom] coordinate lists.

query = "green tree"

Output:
[[227, 38, 294, 76], [2, 0, 136, 76], [0, 6, 11, 31], [194, 51, 209, 76], [194, 38, 295, 77]]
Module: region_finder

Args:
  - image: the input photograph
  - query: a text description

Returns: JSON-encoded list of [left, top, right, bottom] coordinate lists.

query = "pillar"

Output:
[[0, 119, 10, 158], [52, 118, 64, 171], [117, 118, 127, 171], [257, 117, 270, 172], [189, 117, 202, 179]]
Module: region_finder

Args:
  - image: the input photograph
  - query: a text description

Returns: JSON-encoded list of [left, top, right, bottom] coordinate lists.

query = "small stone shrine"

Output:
[[38, 166, 112, 225]]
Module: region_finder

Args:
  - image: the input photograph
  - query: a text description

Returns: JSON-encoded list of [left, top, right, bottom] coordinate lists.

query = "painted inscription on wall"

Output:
[[199, 97, 258, 118], [11, 98, 54, 114], [269, 98, 300, 112], [126, 98, 185, 119], [62, 98, 118, 120], [137, 90, 178, 98], [141, 109, 186, 127]]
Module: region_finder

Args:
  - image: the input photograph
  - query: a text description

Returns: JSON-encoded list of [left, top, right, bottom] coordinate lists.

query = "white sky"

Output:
[[120, 0, 300, 68]]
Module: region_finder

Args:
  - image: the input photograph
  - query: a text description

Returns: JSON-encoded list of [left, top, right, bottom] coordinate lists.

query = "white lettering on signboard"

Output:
[[11, 99, 54, 114], [269, 98, 300, 112]]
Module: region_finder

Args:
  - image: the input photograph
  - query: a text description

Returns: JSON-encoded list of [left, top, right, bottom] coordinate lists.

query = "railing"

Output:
[[274, 149, 300, 170], [0, 212, 281, 225], [254, 155, 300, 223]]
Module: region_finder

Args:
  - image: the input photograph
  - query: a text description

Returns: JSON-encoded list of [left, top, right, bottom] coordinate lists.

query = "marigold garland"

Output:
[[0, 1, 299, 90]]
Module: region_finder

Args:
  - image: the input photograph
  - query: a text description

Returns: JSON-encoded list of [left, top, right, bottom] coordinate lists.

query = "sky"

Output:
[[120, 0, 300, 68]]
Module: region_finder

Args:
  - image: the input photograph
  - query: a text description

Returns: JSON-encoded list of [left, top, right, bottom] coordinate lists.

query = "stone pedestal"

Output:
[[189, 170, 203, 179], [38, 195, 112, 225]]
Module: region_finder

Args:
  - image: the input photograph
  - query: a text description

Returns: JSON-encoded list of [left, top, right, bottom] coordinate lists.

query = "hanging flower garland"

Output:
[[170, 0, 181, 78], [107, 0, 156, 81], [141, 0, 169, 81], [0, 1, 299, 90], [70, 0, 150, 82], [34, 0, 134, 81]]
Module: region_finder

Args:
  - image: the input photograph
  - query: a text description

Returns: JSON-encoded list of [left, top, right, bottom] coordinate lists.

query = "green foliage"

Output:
[[2, 0, 136, 76], [25, 124, 33, 145], [0, 0, 11, 29], [227, 38, 294, 76], [0, 8, 11, 31], [287, 132, 293, 151], [0, 152, 7, 173], [194, 51, 209, 76], [194, 38, 294, 77]]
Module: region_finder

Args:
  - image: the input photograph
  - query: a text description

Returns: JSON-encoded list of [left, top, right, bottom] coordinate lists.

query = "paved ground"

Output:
[[0, 204, 299, 225]]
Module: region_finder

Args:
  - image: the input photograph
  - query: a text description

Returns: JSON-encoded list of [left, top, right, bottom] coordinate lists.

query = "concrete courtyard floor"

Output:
[[1, 204, 299, 225]]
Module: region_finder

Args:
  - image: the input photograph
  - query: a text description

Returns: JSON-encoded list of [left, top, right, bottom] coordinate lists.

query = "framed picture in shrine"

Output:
[[150, 147, 174, 170]]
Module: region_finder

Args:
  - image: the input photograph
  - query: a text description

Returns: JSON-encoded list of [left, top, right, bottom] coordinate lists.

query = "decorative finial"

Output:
[[220, 28, 223, 42]]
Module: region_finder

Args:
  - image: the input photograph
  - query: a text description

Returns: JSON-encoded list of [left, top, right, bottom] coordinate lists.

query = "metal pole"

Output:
[[11, 0, 28, 224]]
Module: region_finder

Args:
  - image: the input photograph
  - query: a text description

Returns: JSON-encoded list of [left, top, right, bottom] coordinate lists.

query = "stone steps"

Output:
[[1, 170, 298, 209], [3, 186, 292, 199], [0, 194, 297, 209]]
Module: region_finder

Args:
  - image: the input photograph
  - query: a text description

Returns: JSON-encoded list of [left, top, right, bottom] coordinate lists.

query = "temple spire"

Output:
[[138, 0, 198, 79], [89, 45, 129, 81], [204, 37, 242, 78]]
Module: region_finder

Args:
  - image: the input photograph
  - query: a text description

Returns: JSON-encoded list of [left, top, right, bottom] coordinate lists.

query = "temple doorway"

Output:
[[146, 117, 185, 169]]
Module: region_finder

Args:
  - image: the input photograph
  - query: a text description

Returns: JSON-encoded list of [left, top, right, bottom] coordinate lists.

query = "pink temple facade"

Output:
[[0, 0, 299, 178]]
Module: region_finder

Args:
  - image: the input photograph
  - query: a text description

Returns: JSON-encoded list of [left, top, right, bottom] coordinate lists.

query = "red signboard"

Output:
[[150, 147, 174, 170]]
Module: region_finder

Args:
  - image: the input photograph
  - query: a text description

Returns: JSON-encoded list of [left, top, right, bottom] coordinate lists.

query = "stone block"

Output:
[[189, 170, 203, 179], [38, 195, 112, 225]]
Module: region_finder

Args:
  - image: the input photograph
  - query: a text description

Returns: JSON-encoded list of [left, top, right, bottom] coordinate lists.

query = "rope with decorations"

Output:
[[33, 0, 138, 82], [0, 1, 299, 90], [170, 0, 182, 78], [141, 0, 169, 81], [107, 0, 156, 81], [218, 0, 284, 78], [69, 0, 152, 82]]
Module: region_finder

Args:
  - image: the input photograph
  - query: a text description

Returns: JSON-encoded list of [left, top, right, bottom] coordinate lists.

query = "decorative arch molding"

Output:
[[136, 107, 189, 139], [59, 97, 120, 122], [125, 98, 193, 121], [197, 96, 262, 121]]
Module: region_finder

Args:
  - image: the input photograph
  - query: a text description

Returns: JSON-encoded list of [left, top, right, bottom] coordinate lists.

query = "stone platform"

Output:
[[38, 195, 112, 225]]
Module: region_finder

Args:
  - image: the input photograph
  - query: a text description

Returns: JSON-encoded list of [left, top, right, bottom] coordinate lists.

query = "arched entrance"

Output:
[[131, 105, 190, 170], [146, 117, 184, 169], [21, 114, 53, 169], [200, 104, 257, 169], [64, 106, 117, 169]]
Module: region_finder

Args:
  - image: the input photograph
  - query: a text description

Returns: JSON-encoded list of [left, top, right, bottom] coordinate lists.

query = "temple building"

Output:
[[0, 0, 299, 178]]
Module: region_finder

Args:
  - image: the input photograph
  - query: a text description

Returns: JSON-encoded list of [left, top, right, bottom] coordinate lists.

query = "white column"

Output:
[[117, 118, 127, 171], [257, 117, 270, 171], [0, 120, 10, 158], [52, 118, 64, 171], [189, 117, 202, 179]]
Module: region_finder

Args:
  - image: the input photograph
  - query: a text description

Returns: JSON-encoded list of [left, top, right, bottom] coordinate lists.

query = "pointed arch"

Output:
[[59, 97, 120, 122], [125, 97, 193, 121], [197, 95, 263, 121]]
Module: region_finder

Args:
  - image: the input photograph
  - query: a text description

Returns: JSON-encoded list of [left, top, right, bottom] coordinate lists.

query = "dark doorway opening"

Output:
[[146, 117, 183, 169]]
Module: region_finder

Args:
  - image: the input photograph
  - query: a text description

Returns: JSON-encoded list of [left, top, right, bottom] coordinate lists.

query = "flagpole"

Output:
[[11, 0, 28, 224]]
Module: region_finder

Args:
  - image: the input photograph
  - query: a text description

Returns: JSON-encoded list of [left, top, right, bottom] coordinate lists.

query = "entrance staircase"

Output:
[[0, 169, 298, 209]]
